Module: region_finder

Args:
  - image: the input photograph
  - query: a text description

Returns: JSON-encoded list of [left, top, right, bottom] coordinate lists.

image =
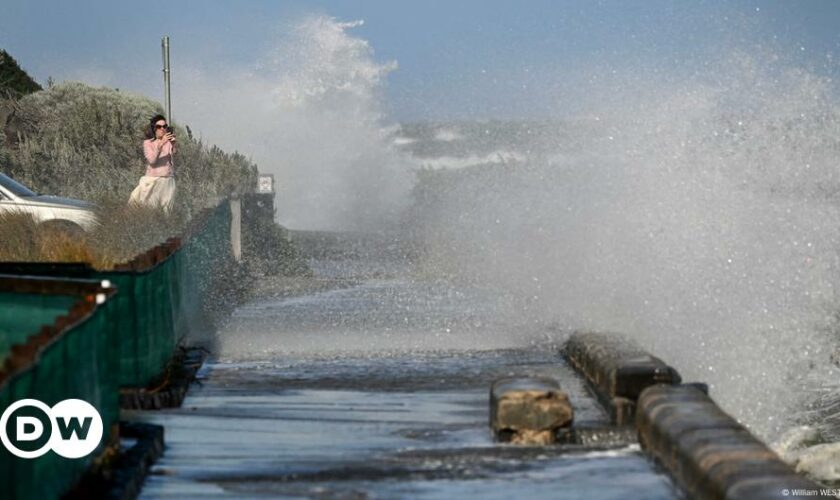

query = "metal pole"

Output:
[[162, 36, 171, 123]]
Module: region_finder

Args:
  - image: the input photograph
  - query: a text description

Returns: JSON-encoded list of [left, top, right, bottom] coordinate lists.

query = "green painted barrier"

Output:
[[104, 201, 231, 387], [93, 255, 181, 388], [0, 201, 232, 389], [0, 277, 118, 500], [0, 201, 234, 498], [0, 292, 78, 360]]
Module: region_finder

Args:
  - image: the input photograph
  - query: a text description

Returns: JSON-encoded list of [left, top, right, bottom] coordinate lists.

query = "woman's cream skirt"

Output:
[[128, 175, 176, 211]]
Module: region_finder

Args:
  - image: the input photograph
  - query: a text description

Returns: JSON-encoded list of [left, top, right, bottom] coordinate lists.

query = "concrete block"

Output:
[[564, 332, 680, 424], [490, 377, 573, 445], [637, 384, 829, 500]]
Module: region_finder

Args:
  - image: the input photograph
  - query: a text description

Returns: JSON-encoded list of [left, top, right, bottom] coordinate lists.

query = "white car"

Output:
[[0, 172, 98, 232]]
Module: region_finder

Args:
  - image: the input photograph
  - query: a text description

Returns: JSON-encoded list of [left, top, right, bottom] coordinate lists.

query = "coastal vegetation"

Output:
[[0, 50, 306, 275], [1, 81, 257, 213]]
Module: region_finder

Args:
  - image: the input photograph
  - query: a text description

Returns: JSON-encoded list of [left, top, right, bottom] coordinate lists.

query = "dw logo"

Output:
[[0, 399, 103, 459]]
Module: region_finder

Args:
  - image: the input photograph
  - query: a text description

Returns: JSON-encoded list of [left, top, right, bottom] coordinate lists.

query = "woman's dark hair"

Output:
[[145, 114, 167, 139]]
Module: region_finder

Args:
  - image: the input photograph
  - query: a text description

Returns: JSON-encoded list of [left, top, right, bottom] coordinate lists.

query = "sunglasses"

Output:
[[154, 124, 168, 130]]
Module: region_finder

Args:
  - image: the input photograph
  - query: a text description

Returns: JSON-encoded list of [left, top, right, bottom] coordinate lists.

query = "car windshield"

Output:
[[0, 173, 38, 197]]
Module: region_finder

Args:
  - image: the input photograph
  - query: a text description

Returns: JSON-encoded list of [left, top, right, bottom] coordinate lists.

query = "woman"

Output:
[[129, 114, 177, 210]]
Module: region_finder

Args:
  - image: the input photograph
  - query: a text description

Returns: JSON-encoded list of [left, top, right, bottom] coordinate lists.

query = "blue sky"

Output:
[[3, 1, 840, 121]]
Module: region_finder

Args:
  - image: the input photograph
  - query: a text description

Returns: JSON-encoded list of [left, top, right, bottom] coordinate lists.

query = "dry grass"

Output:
[[87, 198, 186, 269], [0, 202, 186, 270], [37, 228, 95, 263], [0, 211, 38, 261]]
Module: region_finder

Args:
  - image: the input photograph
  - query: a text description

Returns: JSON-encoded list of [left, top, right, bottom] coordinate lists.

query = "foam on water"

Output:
[[416, 150, 526, 170]]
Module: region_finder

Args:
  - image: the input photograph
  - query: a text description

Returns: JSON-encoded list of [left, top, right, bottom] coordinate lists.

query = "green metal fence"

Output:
[[101, 201, 231, 387], [0, 200, 233, 499], [0, 278, 118, 500], [96, 240, 186, 389]]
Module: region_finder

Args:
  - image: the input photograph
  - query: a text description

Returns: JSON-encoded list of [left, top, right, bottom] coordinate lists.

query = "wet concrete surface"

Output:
[[127, 252, 683, 499], [129, 352, 680, 499]]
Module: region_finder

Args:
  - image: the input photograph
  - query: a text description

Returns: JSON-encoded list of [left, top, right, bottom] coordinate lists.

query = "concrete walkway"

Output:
[[128, 275, 681, 499]]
